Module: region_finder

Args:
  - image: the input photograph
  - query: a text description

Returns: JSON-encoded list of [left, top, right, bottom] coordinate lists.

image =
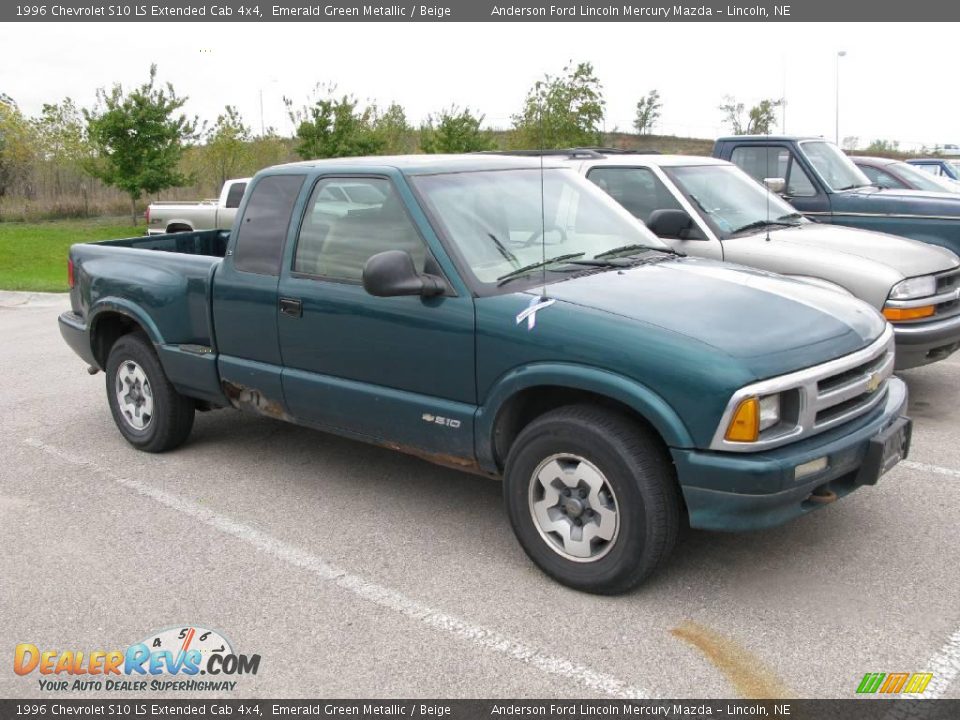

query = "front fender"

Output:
[[475, 362, 695, 471]]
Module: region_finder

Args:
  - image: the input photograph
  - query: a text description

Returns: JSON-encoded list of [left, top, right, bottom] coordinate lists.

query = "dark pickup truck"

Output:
[[715, 136, 960, 256], [60, 155, 910, 594]]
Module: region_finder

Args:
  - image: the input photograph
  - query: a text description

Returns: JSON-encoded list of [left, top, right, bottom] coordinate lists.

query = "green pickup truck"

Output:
[[59, 155, 911, 594]]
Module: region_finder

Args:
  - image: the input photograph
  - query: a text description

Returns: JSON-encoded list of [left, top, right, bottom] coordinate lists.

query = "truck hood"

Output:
[[540, 257, 886, 378], [840, 186, 960, 215], [729, 223, 958, 281]]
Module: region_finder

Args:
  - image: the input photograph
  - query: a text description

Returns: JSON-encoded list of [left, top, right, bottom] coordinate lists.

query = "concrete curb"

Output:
[[0, 290, 70, 309]]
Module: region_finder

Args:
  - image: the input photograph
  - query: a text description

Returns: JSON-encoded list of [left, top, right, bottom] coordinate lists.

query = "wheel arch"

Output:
[[88, 301, 164, 369], [477, 363, 694, 473]]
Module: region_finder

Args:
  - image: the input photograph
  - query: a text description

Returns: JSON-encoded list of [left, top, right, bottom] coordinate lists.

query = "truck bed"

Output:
[[100, 229, 230, 257]]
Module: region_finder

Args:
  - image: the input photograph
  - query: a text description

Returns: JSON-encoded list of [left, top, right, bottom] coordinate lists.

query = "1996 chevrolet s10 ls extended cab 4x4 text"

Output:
[[59, 155, 911, 593]]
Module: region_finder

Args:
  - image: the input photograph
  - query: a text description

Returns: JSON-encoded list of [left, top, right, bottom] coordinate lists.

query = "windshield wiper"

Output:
[[594, 243, 685, 260], [776, 212, 805, 222], [488, 233, 519, 265], [497, 253, 586, 286], [835, 183, 872, 191], [729, 219, 796, 235]]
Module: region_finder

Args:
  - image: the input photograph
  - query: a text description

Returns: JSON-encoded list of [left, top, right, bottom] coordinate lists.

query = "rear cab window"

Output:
[[224, 182, 247, 209], [233, 174, 305, 275]]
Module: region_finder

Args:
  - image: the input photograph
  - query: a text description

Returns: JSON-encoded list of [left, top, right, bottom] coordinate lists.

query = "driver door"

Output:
[[728, 145, 830, 218], [277, 174, 476, 458]]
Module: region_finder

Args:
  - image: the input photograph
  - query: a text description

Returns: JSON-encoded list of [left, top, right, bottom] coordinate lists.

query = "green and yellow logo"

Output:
[[857, 672, 933, 694]]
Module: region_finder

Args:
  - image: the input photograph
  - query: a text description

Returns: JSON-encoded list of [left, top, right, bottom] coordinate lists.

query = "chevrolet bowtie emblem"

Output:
[[866, 372, 882, 393], [516, 297, 556, 331]]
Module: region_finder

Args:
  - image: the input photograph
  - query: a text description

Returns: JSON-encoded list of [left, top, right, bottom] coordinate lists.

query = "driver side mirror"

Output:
[[646, 209, 697, 240], [362, 250, 447, 298], [763, 177, 786, 194]]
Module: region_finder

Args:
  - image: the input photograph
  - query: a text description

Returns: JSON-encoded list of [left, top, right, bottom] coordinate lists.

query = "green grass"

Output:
[[0, 217, 144, 292]]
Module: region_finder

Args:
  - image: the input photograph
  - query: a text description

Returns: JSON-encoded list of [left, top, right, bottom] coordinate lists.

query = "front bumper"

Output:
[[893, 313, 960, 369], [673, 377, 909, 532]]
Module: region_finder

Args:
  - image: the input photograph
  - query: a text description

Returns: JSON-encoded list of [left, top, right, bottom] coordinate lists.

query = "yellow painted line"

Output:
[[671, 621, 792, 699]]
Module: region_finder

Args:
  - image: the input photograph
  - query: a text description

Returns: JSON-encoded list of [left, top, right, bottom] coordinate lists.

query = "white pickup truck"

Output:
[[146, 178, 249, 235]]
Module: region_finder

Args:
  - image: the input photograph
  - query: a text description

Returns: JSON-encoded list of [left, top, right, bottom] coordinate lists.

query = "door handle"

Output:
[[279, 297, 302, 318]]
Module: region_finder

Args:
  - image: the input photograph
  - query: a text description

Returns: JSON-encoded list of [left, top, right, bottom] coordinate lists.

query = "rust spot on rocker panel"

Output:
[[219, 382, 493, 477], [379, 441, 494, 477], [221, 381, 293, 422]]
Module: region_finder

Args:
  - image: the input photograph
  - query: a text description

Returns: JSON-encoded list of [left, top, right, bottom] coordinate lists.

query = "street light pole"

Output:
[[835, 50, 847, 144]]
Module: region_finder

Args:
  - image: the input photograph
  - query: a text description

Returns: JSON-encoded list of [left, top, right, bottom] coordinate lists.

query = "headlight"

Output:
[[759, 394, 781, 431], [724, 393, 781, 442], [889, 276, 936, 300]]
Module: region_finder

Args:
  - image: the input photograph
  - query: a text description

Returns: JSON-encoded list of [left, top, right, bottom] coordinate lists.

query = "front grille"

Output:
[[933, 268, 960, 320], [813, 349, 892, 429]]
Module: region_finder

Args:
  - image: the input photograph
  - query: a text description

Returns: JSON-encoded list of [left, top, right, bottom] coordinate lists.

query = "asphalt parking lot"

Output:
[[1, 293, 958, 700]]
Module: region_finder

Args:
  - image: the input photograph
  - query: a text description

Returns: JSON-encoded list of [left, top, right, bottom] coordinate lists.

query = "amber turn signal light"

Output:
[[883, 305, 935, 322], [725, 397, 759, 442]]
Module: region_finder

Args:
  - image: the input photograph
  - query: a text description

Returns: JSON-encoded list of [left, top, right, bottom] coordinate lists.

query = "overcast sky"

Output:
[[1, 22, 956, 150]]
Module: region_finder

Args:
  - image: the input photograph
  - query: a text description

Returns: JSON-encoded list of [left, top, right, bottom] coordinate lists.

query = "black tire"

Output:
[[503, 404, 681, 595], [105, 332, 195, 453]]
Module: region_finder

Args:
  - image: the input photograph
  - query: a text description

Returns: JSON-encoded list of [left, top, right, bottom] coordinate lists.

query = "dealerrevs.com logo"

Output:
[[14, 626, 260, 692]]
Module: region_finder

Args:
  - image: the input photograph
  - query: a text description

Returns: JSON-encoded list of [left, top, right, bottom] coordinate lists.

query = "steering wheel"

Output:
[[522, 225, 568, 248]]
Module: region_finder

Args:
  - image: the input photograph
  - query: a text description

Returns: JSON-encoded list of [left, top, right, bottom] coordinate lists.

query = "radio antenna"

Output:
[[537, 83, 547, 300]]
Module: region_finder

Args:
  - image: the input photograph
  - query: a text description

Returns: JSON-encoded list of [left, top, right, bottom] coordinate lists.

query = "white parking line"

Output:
[[919, 628, 960, 699], [885, 629, 960, 716], [900, 460, 960, 480], [22, 438, 648, 700]]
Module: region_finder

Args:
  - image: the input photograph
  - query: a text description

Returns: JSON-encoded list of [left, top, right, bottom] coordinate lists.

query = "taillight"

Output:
[[144, 206, 150, 224], [67, 258, 75, 289]]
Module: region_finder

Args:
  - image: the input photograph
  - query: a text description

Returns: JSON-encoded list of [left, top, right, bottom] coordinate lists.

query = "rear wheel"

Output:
[[105, 333, 195, 453], [503, 404, 681, 594]]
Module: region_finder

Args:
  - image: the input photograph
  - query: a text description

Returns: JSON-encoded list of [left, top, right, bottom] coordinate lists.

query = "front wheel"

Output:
[[503, 405, 681, 594], [106, 333, 195, 453]]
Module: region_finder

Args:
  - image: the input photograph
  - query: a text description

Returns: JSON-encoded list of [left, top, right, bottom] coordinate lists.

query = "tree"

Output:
[[511, 61, 606, 149], [419, 106, 496, 154], [633, 90, 661, 135], [865, 139, 900, 154], [372, 102, 415, 154], [0, 102, 37, 198], [842, 136, 860, 152], [84, 65, 198, 222], [720, 96, 783, 135], [285, 84, 385, 160], [205, 105, 252, 187]]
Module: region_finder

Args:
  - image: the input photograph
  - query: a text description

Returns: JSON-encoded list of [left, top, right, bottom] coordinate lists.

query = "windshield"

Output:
[[664, 164, 806, 238], [412, 168, 670, 286], [893, 162, 960, 193], [800, 141, 871, 191]]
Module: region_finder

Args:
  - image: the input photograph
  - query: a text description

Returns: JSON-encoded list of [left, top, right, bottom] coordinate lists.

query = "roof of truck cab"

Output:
[[715, 135, 825, 143], [581, 154, 730, 168], [850, 156, 899, 167], [268, 154, 566, 176]]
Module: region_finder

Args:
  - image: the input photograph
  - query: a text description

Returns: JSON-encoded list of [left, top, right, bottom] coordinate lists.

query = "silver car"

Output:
[[559, 151, 960, 370]]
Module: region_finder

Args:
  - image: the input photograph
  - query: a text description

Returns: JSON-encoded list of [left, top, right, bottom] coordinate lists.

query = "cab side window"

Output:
[[859, 166, 904, 189], [586, 167, 683, 223], [729, 146, 817, 197], [233, 175, 305, 275], [294, 178, 429, 282]]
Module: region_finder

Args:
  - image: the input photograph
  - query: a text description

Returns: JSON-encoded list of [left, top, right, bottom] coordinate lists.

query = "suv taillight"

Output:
[[144, 206, 150, 224], [67, 258, 75, 289]]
